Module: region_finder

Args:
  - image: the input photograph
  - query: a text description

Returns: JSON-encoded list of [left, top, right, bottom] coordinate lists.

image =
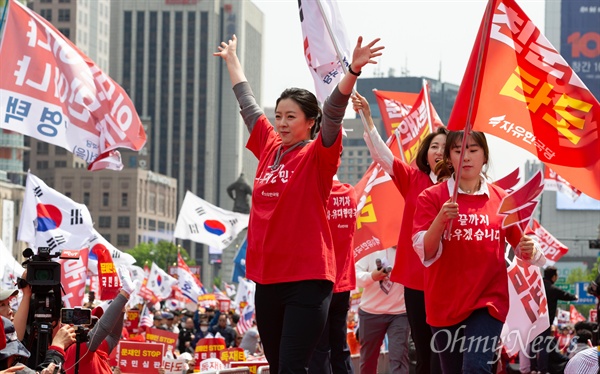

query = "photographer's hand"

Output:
[[371, 267, 387, 282], [13, 270, 31, 340], [51, 324, 76, 350], [0, 365, 26, 373]]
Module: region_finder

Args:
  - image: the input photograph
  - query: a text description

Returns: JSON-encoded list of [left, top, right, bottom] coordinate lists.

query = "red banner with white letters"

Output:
[[531, 219, 568, 266], [0, 0, 146, 170], [59, 249, 88, 308], [448, 0, 600, 200], [92, 244, 121, 300]]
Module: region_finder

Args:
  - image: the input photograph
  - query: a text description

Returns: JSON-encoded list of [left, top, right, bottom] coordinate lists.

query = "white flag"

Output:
[[298, 0, 352, 104], [177, 253, 204, 303], [18, 171, 94, 253], [0, 238, 24, 289], [145, 262, 177, 302], [174, 191, 249, 251], [86, 229, 136, 274], [500, 253, 549, 356], [234, 276, 255, 311]]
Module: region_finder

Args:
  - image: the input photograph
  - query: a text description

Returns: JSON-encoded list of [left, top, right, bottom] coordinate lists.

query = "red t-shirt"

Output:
[[387, 160, 435, 290], [413, 181, 522, 327], [328, 180, 357, 293], [64, 340, 112, 374], [246, 115, 342, 284]]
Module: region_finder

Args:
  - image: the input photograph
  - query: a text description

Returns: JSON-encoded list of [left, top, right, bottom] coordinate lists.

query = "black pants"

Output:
[[404, 287, 442, 374], [255, 280, 333, 374], [308, 291, 354, 374]]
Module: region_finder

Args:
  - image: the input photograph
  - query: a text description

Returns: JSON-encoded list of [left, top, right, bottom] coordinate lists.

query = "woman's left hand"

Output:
[[350, 37, 384, 73], [519, 235, 536, 260]]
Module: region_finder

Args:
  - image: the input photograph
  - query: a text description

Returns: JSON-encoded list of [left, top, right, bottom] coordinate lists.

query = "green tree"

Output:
[[128, 241, 195, 272], [566, 267, 595, 284]]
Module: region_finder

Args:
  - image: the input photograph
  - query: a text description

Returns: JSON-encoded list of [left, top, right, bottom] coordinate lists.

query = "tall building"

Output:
[[108, 0, 261, 205]]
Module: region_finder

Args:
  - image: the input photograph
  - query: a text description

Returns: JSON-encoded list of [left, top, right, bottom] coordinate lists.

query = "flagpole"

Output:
[[446, 0, 495, 237], [0, 0, 9, 39], [422, 79, 433, 134], [451, 0, 494, 204], [394, 129, 406, 163], [315, 0, 371, 136]]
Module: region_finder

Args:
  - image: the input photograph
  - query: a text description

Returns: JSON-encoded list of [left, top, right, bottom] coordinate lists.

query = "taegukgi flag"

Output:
[[18, 171, 94, 253], [142, 262, 177, 302], [0, 0, 146, 171], [298, 0, 352, 104], [174, 191, 249, 251], [86, 229, 137, 275]]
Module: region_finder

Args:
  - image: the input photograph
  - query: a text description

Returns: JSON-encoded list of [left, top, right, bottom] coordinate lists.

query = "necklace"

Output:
[[270, 140, 310, 171]]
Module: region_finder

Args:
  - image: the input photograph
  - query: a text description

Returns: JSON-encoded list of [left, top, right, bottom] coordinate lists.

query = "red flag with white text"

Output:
[[60, 249, 88, 308], [92, 244, 121, 300], [447, 0, 600, 200], [0, 0, 146, 171], [531, 219, 568, 266], [373, 88, 445, 140], [353, 134, 404, 262], [498, 171, 544, 233]]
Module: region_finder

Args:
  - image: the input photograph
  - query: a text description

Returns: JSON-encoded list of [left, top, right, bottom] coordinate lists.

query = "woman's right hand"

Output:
[[213, 34, 238, 62], [351, 92, 371, 118], [437, 198, 458, 224]]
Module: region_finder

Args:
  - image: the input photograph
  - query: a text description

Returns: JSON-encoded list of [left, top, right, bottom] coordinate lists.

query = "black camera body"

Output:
[[22, 247, 63, 324]]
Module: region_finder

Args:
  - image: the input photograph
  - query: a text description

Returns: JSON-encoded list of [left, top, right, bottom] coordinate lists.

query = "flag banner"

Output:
[[140, 262, 177, 303], [373, 87, 445, 142], [174, 191, 249, 251], [18, 171, 94, 253], [231, 236, 247, 283], [557, 307, 570, 325], [498, 170, 544, 233], [298, 0, 351, 104], [145, 327, 177, 353], [531, 219, 568, 266], [543, 167, 582, 201], [569, 304, 586, 324], [236, 304, 255, 337], [353, 134, 404, 262], [501, 255, 549, 356], [86, 230, 136, 275], [0, 0, 146, 171], [0, 238, 24, 289], [493, 167, 521, 193], [91, 244, 121, 300], [60, 248, 88, 308], [139, 305, 153, 331], [447, 0, 600, 200], [177, 253, 204, 303], [234, 277, 255, 312]]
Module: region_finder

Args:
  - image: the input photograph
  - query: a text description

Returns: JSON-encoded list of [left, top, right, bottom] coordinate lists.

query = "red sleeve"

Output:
[[412, 185, 444, 236], [246, 115, 278, 159]]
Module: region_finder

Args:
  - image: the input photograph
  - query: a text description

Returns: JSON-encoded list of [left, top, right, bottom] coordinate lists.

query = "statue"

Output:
[[227, 173, 252, 214]]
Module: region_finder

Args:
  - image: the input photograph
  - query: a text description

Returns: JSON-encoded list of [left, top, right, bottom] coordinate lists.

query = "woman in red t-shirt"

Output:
[[412, 130, 546, 373], [214, 35, 383, 373], [352, 91, 447, 374]]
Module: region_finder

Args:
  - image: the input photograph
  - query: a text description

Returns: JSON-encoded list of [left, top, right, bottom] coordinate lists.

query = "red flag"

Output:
[[353, 134, 404, 262], [493, 167, 521, 193], [447, 0, 600, 200], [91, 244, 121, 300], [498, 170, 544, 233], [60, 249, 88, 308], [373, 87, 445, 140], [531, 219, 568, 266], [570, 304, 586, 324], [0, 0, 146, 171]]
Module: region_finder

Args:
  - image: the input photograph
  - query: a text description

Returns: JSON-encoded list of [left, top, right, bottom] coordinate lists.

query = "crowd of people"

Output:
[[0, 29, 596, 374]]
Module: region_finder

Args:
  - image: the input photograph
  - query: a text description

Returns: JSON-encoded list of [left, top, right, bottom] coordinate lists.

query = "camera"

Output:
[[61, 308, 92, 326]]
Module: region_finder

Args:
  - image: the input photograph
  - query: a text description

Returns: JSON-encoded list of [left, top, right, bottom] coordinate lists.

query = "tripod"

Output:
[[24, 320, 54, 369], [74, 326, 89, 374]]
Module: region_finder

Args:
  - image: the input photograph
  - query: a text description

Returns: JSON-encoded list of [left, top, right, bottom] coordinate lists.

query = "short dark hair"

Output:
[[544, 266, 558, 280], [576, 329, 593, 344]]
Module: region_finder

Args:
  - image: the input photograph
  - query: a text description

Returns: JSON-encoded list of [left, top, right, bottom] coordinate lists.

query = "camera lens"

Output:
[[34, 269, 52, 281]]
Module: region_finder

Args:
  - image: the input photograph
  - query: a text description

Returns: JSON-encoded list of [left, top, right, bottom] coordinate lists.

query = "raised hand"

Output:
[[213, 34, 238, 62], [350, 36, 385, 73]]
